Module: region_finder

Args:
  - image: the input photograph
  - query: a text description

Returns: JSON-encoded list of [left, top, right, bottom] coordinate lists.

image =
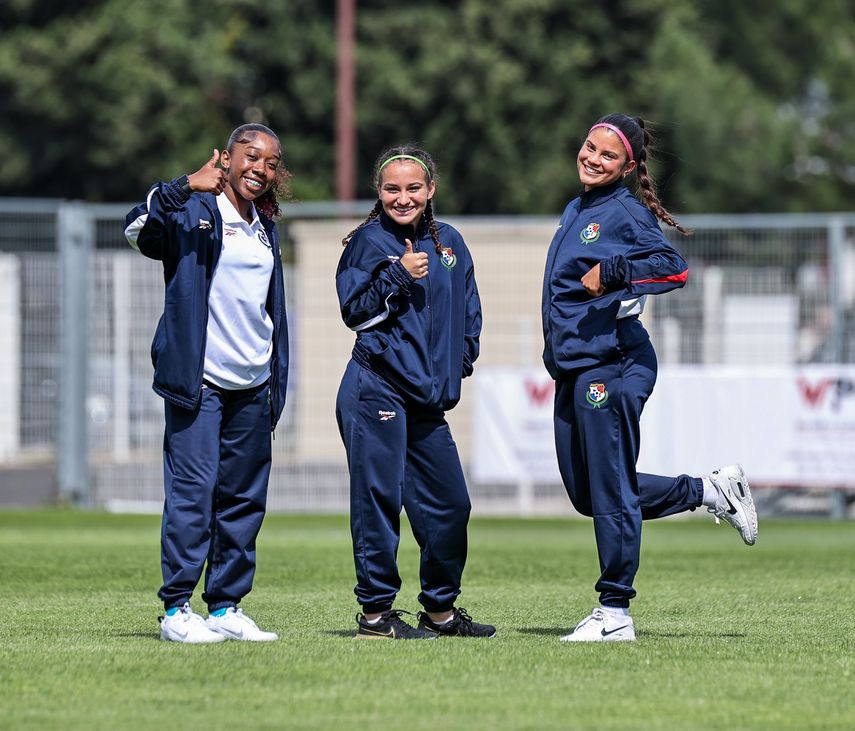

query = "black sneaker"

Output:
[[355, 609, 438, 640], [417, 607, 497, 638]]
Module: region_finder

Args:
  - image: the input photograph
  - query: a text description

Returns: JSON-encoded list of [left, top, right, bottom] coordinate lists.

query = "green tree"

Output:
[[1, 0, 854, 213]]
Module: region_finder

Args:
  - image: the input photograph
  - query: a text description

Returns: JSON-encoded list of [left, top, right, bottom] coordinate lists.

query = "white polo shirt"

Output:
[[203, 193, 274, 389]]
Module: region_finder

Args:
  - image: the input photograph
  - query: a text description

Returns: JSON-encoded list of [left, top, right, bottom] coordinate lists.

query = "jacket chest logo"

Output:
[[440, 247, 457, 269], [579, 223, 600, 244]]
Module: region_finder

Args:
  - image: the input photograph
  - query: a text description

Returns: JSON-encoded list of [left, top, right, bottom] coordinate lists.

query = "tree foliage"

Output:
[[1, 0, 853, 213]]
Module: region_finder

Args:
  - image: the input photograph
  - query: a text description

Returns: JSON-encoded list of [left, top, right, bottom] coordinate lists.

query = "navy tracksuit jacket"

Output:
[[125, 178, 289, 610], [335, 211, 481, 613], [542, 181, 703, 607]]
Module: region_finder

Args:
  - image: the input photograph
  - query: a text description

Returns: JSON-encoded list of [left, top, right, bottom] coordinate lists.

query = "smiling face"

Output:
[[221, 132, 281, 209], [577, 127, 636, 190], [377, 160, 435, 228]]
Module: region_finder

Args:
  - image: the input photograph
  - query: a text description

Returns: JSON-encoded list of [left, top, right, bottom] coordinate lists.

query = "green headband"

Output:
[[378, 154, 431, 178]]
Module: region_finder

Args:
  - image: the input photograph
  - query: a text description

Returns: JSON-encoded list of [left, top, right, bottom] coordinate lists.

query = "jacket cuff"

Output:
[[164, 177, 192, 205], [388, 260, 416, 294], [600, 255, 629, 291]]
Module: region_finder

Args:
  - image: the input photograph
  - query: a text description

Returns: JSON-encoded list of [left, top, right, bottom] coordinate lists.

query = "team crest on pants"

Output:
[[440, 247, 457, 269], [580, 223, 600, 244], [586, 383, 609, 407]]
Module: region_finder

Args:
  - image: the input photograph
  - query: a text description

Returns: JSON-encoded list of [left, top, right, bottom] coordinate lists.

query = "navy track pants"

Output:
[[553, 319, 703, 607], [159, 380, 272, 611], [336, 360, 471, 614]]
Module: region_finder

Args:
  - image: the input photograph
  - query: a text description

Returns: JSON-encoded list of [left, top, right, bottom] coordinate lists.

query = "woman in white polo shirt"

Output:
[[125, 123, 290, 643]]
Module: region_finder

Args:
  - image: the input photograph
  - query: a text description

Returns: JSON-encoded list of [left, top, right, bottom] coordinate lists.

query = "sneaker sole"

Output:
[[724, 464, 758, 545]]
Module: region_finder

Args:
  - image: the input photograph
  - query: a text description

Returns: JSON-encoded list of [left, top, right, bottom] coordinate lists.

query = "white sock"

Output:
[[364, 616, 382, 625], [431, 614, 454, 625], [701, 477, 719, 507], [600, 604, 630, 618]]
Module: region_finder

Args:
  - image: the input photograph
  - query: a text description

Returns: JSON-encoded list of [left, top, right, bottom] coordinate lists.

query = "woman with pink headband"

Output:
[[541, 114, 758, 642], [335, 145, 494, 640]]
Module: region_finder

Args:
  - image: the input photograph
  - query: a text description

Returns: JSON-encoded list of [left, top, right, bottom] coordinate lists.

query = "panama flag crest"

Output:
[[585, 382, 609, 407], [440, 247, 457, 269], [580, 222, 600, 244]]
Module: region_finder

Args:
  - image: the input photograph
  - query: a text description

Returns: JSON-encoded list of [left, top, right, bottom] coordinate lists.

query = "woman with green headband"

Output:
[[335, 145, 495, 640]]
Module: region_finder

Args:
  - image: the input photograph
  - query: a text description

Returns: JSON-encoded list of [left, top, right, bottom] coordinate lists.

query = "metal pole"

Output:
[[58, 202, 92, 507], [336, 0, 356, 202], [113, 254, 131, 462], [827, 217, 846, 363]]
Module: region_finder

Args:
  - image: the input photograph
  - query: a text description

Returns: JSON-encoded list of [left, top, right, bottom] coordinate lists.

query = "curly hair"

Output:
[[226, 123, 291, 220]]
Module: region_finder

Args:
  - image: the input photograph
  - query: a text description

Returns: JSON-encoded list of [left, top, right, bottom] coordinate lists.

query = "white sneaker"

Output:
[[206, 607, 279, 642], [707, 464, 758, 545], [160, 603, 225, 644], [559, 608, 636, 642]]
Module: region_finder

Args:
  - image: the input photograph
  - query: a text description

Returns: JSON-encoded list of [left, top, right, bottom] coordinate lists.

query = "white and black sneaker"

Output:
[[707, 464, 758, 545], [159, 603, 225, 644], [559, 608, 635, 642], [206, 607, 279, 642]]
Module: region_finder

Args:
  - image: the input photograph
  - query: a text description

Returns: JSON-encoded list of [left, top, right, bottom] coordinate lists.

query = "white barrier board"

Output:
[[473, 366, 855, 488]]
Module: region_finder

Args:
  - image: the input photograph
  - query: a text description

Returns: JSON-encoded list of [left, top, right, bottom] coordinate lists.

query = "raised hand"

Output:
[[400, 238, 429, 279], [186, 149, 228, 195], [581, 263, 605, 296]]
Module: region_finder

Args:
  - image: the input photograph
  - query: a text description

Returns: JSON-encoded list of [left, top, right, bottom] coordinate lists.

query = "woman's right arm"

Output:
[[335, 234, 416, 332], [124, 179, 191, 261], [124, 150, 226, 261]]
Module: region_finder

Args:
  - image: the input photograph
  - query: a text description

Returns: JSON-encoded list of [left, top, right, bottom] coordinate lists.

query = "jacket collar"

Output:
[[378, 208, 428, 240], [579, 180, 626, 209]]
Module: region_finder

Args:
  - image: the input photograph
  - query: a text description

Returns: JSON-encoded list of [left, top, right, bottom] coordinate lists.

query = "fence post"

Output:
[[57, 202, 93, 506], [827, 217, 846, 363]]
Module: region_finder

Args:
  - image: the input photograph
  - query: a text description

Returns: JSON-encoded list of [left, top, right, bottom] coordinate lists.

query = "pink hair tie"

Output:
[[589, 123, 634, 161]]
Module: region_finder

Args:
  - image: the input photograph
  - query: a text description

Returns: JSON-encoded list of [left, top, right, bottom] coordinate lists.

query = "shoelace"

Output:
[[453, 607, 475, 629]]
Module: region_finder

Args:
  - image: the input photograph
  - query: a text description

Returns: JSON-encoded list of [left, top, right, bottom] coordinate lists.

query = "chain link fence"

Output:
[[1, 199, 854, 514]]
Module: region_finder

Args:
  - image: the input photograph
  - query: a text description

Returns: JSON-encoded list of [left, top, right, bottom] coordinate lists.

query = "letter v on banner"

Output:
[[524, 378, 555, 406], [797, 377, 832, 407]]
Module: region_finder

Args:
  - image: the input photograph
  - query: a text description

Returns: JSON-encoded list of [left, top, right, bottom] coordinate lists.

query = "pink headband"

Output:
[[589, 123, 634, 161]]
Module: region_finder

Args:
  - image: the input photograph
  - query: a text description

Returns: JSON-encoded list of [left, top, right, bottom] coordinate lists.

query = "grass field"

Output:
[[0, 510, 852, 730]]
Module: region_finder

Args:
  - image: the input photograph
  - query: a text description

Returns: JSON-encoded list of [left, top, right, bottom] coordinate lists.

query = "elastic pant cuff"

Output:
[[361, 602, 394, 615]]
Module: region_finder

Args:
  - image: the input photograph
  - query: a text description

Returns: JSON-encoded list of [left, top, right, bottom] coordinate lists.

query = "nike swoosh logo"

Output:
[[361, 627, 394, 638], [722, 492, 739, 515], [169, 625, 189, 639], [601, 625, 631, 637], [220, 628, 245, 640]]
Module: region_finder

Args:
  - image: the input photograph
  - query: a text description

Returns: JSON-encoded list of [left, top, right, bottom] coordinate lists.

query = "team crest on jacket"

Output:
[[440, 247, 457, 270], [580, 223, 600, 244], [585, 383, 609, 407]]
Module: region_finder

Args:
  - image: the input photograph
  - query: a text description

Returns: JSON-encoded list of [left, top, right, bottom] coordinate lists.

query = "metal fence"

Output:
[[1, 198, 854, 514]]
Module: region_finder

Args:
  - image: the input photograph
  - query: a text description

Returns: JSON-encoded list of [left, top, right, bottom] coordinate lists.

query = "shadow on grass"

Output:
[[516, 627, 566, 637], [115, 631, 162, 640], [516, 627, 749, 639], [323, 629, 358, 638]]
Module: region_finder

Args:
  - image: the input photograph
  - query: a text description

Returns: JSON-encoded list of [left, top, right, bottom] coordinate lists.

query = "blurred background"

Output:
[[1, 0, 854, 517]]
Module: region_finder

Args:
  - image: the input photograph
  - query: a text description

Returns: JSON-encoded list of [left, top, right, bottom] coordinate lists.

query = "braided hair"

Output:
[[342, 145, 443, 252], [225, 123, 291, 220], [593, 114, 690, 235]]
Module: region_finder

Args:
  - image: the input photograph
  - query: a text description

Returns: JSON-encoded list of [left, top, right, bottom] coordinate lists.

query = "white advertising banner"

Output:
[[473, 366, 855, 488]]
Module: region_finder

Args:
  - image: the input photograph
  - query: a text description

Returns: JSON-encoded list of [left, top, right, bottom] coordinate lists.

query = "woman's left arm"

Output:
[[599, 224, 689, 296], [462, 245, 482, 377]]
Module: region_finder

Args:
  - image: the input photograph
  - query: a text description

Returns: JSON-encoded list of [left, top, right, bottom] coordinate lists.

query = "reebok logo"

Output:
[[378, 410, 397, 421]]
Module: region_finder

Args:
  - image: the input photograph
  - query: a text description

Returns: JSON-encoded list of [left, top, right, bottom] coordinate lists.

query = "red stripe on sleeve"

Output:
[[631, 269, 688, 285]]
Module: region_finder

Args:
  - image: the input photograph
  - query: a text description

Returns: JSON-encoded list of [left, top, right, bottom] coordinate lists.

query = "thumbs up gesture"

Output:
[[186, 149, 228, 194], [401, 238, 429, 279]]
